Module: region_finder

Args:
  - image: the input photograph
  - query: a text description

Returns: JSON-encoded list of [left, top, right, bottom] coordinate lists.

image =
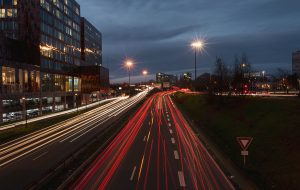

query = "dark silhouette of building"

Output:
[[292, 51, 300, 75]]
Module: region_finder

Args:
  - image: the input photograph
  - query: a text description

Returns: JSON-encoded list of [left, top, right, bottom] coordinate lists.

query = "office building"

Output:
[[292, 51, 300, 75], [81, 17, 102, 66], [0, 0, 109, 123], [156, 72, 177, 86]]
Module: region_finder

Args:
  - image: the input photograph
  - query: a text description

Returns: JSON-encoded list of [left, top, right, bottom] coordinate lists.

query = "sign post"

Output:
[[237, 137, 253, 165]]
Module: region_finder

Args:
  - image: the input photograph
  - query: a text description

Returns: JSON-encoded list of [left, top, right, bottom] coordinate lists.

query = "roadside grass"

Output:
[[174, 93, 300, 189], [0, 101, 112, 144]]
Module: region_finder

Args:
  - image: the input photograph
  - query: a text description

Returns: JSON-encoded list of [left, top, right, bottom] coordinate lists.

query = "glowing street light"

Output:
[[143, 70, 148, 85], [125, 60, 134, 87], [191, 39, 205, 81], [143, 70, 149, 91]]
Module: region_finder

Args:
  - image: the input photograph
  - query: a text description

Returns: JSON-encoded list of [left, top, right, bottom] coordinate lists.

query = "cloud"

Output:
[[77, 0, 300, 82]]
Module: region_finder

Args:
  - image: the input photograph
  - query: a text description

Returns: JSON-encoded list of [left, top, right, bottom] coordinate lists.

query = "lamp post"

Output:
[[125, 61, 133, 85], [125, 60, 133, 95], [22, 97, 27, 128], [143, 70, 148, 91], [75, 93, 78, 112], [191, 40, 204, 81]]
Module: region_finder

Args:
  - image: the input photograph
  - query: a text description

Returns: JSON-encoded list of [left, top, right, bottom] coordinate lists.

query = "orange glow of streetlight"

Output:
[[125, 60, 133, 68], [143, 70, 148, 76]]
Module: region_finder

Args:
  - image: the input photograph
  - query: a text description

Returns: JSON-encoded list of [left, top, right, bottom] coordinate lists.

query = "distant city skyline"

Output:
[[77, 0, 300, 83]]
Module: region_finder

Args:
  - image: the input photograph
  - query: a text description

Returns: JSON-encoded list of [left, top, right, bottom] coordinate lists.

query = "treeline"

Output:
[[193, 54, 299, 94]]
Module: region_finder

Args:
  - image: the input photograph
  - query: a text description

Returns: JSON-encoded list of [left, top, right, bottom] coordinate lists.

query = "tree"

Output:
[[275, 68, 299, 93], [231, 54, 252, 93], [214, 57, 229, 94]]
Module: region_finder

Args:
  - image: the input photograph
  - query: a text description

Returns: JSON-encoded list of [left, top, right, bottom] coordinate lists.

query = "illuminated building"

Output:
[[0, 0, 109, 123]]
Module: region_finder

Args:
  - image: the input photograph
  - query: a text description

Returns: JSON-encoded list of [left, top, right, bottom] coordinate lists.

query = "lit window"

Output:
[[0, 9, 6, 18], [6, 9, 12, 17]]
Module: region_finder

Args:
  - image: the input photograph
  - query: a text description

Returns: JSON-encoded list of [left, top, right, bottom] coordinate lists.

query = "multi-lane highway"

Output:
[[73, 92, 234, 190], [0, 91, 147, 189]]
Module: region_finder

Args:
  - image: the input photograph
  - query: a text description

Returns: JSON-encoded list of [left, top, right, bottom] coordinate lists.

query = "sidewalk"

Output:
[[0, 97, 126, 131]]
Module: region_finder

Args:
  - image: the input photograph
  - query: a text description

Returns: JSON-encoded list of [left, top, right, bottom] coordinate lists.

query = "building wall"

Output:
[[39, 0, 81, 73], [156, 72, 178, 85], [0, 0, 107, 124], [80, 17, 102, 66], [292, 51, 300, 75]]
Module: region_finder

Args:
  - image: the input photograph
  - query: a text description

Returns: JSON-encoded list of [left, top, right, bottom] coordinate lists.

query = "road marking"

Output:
[[147, 129, 151, 142], [178, 171, 186, 187], [174, 150, 179, 160], [167, 118, 170, 121], [33, 151, 48, 161], [143, 136, 147, 142], [168, 123, 171, 127], [167, 114, 169, 118], [169, 129, 173, 134], [138, 155, 145, 180], [171, 138, 175, 144], [130, 166, 137, 181]]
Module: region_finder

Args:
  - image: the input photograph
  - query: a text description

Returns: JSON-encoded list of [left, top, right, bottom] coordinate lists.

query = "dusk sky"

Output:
[[77, 0, 300, 83]]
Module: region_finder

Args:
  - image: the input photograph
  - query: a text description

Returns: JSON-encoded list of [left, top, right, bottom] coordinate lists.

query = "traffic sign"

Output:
[[237, 137, 253, 151], [241, 150, 249, 156]]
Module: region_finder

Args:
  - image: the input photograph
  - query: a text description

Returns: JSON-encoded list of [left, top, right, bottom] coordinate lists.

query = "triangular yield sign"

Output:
[[237, 137, 253, 150]]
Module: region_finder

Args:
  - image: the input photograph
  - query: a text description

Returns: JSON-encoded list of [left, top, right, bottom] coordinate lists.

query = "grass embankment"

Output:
[[0, 101, 111, 144], [174, 93, 300, 189]]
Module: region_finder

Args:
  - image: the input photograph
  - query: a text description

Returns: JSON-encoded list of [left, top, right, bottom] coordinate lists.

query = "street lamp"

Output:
[[191, 40, 205, 82], [143, 70, 148, 91], [22, 97, 27, 128], [125, 60, 133, 86], [143, 70, 148, 84], [75, 93, 78, 112]]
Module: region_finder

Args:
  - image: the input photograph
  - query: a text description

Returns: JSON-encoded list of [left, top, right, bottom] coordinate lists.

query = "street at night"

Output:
[[1, 0, 300, 189], [73, 92, 234, 189]]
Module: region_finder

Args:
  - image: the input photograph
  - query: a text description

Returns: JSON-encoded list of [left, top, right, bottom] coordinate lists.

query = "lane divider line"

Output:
[[178, 171, 186, 187], [171, 138, 175, 144], [130, 166, 137, 181], [174, 150, 179, 160], [33, 151, 48, 161]]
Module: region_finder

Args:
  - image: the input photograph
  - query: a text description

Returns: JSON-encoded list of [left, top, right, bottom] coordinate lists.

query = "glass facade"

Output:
[[1, 66, 40, 94], [40, 0, 81, 72], [0, 0, 18, 39], [81, 18, 102, 66], [0, 0, 106, 123]]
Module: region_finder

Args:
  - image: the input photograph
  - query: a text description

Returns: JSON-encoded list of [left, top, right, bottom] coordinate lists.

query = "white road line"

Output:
[[143, 136, 147, 142], [130, 166, 137, 181], [167, 118, 170, 121], [33, 151, 48, 161], [168, 123, 171, 127], [171, 138, 175, 144], [178, 171, 186, 187], [169, 129, 173, 134], [70, 117, 110, 142], [167, 114, 169, 118], [174, 150, 179, 160]]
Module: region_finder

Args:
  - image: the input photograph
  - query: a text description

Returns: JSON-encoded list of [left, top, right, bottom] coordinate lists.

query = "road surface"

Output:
[[0, 91, 147, 189], [73, 92, 234, 190]]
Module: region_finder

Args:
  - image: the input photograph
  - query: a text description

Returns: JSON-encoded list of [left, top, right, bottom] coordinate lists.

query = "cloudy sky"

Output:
[[77, 0, 300, 83]]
